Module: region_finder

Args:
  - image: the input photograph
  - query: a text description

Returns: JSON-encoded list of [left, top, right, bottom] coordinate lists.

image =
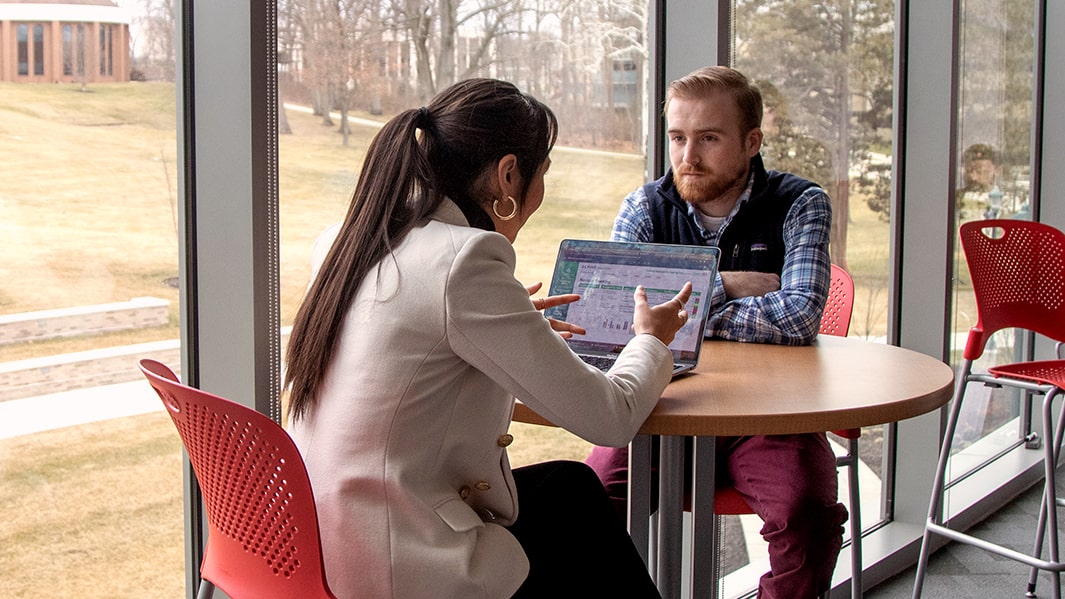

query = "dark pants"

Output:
[[508, 460, 661, 599], [586, 434, 848, 599]]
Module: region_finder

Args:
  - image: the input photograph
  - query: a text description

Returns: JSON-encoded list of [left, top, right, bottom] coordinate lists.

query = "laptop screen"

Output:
[[543, 239, 720, 362]]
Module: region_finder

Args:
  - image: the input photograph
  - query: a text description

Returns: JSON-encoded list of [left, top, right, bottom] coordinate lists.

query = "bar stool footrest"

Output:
[[926, 521, 1065, 573]]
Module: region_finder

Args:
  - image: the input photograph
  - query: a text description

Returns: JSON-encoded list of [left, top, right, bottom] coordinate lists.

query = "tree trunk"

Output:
[[831, 0, 852, 272], [278, 92, 292, 135], [339, 107, 350, 146], [436, 0, 458, 90], [832, 180, 850, 271]]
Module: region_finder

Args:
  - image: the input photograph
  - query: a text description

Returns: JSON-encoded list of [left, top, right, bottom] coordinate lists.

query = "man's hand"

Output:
[[720, 271, 781, 300]]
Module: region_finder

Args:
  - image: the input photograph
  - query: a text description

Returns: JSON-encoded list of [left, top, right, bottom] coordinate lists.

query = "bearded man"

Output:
[[586, 66, 847, 599]]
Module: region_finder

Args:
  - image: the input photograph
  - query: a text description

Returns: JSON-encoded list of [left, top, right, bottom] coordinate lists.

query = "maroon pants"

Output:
[[586, 433, 847, 598]]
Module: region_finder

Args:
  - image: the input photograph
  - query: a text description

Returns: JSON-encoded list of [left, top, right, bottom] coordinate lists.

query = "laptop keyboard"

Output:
[[579, 354, 617, 371], [580, 354, 686, 374]]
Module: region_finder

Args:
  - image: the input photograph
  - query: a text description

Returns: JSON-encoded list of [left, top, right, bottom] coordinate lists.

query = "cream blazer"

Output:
[[289, 200, 674, 599]]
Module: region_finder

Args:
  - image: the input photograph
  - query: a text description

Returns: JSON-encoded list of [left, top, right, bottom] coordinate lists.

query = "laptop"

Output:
[[543, 239, 720, 377]]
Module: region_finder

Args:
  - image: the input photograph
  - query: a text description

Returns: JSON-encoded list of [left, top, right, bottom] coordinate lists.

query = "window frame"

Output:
[[175, 0, 1065, 596], [176, 1, 280, 595]]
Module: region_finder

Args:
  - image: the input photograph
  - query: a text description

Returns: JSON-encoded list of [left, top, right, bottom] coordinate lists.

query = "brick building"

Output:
[[0, 0, 129, 83]]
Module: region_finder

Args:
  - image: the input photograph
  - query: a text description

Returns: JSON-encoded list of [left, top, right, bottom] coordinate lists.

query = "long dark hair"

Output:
[[285, 79, 558, 420]]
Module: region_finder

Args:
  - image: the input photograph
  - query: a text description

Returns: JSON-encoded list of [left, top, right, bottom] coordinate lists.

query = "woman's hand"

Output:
[[631, 282, 693, 346], [527, 281, 586, 339]]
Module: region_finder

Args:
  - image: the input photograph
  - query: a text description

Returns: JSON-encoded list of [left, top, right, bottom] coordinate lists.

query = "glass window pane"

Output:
[[77, 24, 86, 77], [947, 0, 1036, 483], [732, 0, 896, 590], [33, 25, 45, 76], [17, 24, 28, 75], [277, 0, 649, 460], [102, 25, 114, 77], [63, 25, 73, 76], [0, 7, 181, 594]]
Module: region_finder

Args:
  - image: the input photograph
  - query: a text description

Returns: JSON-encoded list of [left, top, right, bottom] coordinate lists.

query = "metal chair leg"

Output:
[[913, 361, 973, 599], [1027, 390, 1065, 599], [1043, 390, 1062, 599], [1022, 390, 1065, 592], [847, 437, 863, 599], [1027, 487, 1051, 598], [832, 436, 863, 598]]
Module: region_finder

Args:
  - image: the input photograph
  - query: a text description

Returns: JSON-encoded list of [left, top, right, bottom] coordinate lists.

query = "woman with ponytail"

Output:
[[285, 79, 689, 598]]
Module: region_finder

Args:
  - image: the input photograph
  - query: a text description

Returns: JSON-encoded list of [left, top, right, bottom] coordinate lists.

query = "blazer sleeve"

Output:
[[443, 231, 674, 447]]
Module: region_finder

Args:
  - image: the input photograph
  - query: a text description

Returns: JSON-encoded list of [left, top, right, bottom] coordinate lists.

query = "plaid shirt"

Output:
[[611, 172, 832, 345]]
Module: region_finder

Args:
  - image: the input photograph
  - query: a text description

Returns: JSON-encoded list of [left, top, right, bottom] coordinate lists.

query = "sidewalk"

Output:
[[0, 379, 162, 440]]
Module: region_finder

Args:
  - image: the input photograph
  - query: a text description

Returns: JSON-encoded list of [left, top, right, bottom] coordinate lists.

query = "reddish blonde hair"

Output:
[[665, 66, 763, 134]]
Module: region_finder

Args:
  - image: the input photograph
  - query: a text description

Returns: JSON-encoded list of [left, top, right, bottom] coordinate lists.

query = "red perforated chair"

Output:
[[139, 359, 337, 599], [914, 220, 1065, 599], [713, 264, 863, 599], [820, 263, 856, 338]]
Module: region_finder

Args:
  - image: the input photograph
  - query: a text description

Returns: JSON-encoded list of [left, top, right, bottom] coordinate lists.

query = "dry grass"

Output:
[[0, 81, 910, 597], [0, 83, 180, 319], [0, 412, 185, 598], [0, 411, 588, 598], [0, 81, 633, 596]]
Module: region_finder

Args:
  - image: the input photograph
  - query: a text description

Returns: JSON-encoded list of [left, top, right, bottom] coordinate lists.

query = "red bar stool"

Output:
[[914, 219, 1065, 599]]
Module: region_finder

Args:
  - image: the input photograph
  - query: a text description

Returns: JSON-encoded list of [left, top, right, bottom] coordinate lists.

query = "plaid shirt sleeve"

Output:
[[705, 187, 832, 345], [610, 186, 656, 242]]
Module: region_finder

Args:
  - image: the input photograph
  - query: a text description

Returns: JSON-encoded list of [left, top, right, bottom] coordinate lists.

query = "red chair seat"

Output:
[[988, 360, 1065, 389]]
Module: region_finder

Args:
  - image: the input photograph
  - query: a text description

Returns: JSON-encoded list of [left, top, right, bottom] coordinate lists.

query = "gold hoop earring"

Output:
[[493, 195, 518, 221]]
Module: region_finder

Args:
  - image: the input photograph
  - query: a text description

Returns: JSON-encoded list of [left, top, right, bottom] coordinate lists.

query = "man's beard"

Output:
[[674, 165, 746, 205]]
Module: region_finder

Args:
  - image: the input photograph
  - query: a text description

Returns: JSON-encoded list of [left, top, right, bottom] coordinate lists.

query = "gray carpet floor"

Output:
[[867, 473, 1064, 598]]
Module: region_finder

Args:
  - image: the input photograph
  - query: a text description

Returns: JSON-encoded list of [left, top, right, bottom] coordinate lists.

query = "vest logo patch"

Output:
[[751, 243, 768, 252]]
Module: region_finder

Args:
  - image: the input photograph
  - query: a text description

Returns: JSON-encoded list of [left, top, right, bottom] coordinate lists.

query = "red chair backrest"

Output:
[[139, 359, 336, 599], [818, 265, 860, 440], [819, 264, 855, 337], [959, 220, 1065, 360]]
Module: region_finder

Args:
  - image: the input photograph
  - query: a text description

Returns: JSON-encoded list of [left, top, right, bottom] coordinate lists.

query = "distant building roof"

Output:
[[0, 1, 128, 23], [1, 1, 119, 6]]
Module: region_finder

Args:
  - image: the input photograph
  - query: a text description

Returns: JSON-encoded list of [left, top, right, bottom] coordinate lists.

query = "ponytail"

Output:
[[285, 79, 557, 420]]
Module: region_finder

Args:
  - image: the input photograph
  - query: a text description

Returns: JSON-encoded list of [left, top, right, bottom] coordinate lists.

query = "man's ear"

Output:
[[746, 127, 764, 158]]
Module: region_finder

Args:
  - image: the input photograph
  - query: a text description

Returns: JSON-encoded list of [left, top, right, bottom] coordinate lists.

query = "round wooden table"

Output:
[[512, 335, 955, 599]]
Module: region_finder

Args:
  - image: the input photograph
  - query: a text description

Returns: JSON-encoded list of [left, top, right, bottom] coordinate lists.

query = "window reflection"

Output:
[[276, 0, 651, 499], [16, 23, 28, 75], [33, 24, 45, 76], [277, 0, 650, 354], [948, 0, 1035, 463], [100, 25, 113, 77], [733, 0, 896, 592]]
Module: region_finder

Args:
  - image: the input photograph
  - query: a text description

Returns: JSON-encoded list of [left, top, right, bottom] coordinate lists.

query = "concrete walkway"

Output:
[[0, 379, 162, 440]]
